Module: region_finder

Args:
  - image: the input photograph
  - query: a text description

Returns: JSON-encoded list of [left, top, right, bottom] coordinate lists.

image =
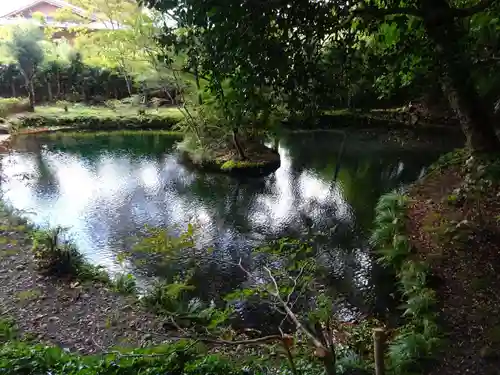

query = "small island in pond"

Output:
[[179, 139, 281, 177]]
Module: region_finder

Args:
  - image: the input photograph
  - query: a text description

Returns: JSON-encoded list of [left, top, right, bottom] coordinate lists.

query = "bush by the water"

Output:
[[15, 113, 181, 131], [0, 98, 31, 118], [113, 273, 138, 295], [31, 227, 109, 282], [372, 192, 442, 374]]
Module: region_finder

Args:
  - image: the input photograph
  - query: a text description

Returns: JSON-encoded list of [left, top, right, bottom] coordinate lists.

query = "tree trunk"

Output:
[[27, 80, 35, 112], [56, 71, 61, 98], [46, 78, 53, 102], [11, 82, 16, 98], [194, 64, 203, 105], [232, 128, 246, 160], [420, 0, 500, 153], [122, 71, 133, 97], [320, 350, 336, 375]]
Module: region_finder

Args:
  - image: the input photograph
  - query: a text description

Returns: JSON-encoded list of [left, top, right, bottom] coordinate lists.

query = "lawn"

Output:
[[32, 103, 184, 121]]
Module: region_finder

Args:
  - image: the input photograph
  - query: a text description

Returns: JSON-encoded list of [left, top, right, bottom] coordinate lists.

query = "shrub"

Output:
[[32, 227, 85, 277], [372, 192, 442, 374], [113, 273, 137, 295], [0, 340, 264, 375], [0, 98, 31, 118], [14, 114, 180, 131], [31, 226, 110, 283], [427, 148, 468, 173]]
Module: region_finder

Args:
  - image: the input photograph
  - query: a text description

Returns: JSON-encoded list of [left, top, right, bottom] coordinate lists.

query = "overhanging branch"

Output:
[[352, 5, 422, 19], [454, 0, 498, 17]]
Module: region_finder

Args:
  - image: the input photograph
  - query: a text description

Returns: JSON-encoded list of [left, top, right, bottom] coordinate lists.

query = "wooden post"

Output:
[[373, 328, 386, 375]]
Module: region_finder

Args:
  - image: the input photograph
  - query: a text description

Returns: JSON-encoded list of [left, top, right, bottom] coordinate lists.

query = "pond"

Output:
[[0, 132, 449, 321]]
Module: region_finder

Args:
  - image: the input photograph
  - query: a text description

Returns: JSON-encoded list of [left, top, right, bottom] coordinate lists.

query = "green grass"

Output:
[[0, 316, 17, 342], [32, 227, 111, 284], [34, 129, 183, 139], [112, 273, 137, 295], [0, 98, 31, 119], [10, 103, 185, 132], [32, 103, 184, 121], [0, 339, 265, 375]]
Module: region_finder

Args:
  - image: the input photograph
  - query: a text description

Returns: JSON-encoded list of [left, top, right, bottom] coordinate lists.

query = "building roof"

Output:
[[0, 0, 125, 31], [0, 0, 88, 19]]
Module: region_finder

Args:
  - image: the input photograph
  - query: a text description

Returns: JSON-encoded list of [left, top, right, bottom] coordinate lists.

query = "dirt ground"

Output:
[[0, 211, 168, 354], [407, 166, 500, 375]]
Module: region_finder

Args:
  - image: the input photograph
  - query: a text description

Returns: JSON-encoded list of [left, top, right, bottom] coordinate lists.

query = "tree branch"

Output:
[[454, 0, 499, 17], [138, 329, 283, 346], [352, 5, 422, 19], [263, 266, 325, 350]]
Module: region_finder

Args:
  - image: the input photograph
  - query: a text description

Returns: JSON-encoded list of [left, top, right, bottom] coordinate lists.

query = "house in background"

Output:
[[0, 0, 119, 42]]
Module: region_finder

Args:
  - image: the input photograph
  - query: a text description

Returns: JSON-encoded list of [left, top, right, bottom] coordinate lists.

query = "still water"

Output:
[[0, 132, 446, 318]]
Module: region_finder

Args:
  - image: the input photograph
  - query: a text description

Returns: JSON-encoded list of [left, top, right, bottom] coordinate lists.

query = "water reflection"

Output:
[[1, 133, 446, 315]]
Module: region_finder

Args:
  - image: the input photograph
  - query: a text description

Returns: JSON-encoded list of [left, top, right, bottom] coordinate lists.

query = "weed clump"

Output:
[[113, 273, 137, 295], [31, 227, 109, 283]]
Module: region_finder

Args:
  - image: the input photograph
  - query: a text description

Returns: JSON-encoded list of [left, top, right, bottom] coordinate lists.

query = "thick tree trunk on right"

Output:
[[420, 0, 500, 153]]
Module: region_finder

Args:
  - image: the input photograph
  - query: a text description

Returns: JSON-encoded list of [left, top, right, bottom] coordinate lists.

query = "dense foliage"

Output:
[[141, 0, 500, 153], [371, 193, 441, 374], [0, 336, 266, 375]]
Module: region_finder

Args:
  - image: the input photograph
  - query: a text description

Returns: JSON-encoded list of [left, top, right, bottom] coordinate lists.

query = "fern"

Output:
[[399, 261, 429, 294], [402, 288, 437, 317]]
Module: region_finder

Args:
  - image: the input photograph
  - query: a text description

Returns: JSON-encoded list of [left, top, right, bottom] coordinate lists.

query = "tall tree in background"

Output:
[[56, 0, 158, 95], [3, 25, 45, 111]]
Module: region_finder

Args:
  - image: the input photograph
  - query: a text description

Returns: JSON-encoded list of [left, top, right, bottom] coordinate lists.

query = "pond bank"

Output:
[[404, 152, 500, 374], [0, 208, 168, 354]]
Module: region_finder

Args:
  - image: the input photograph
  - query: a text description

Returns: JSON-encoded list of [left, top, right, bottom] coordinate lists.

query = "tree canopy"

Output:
[[140, 0, 500, 153]]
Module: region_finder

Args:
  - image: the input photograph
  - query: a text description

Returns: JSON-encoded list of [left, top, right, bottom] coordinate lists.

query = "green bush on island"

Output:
[[219, 160, 268, 171]]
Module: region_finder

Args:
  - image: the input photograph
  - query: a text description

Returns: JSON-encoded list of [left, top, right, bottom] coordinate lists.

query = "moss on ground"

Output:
[[219, 160, 268, 171]]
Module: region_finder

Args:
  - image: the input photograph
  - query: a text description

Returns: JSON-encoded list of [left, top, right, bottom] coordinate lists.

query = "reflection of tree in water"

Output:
[[3, 133, 447, 322]]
